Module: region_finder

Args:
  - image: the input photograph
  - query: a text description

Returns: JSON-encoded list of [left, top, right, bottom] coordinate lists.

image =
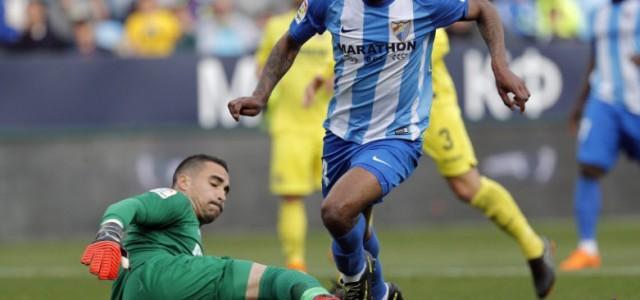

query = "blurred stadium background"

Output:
[[0, 0, 639, 299]]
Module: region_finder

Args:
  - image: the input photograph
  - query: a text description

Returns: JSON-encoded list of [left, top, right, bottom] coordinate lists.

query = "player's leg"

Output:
[[278, 195, 307, 271], [361, 208, 403, 300], [322, 133, 421, 300], [323, 167, 379, 299], [560, 164, 605, 271], [271, 133, 318, 271], [423, 100, 553, 298], [424, 101, 545, 259], [120, 255, 226, 300], [561, 99, 621, 271], [455, 171, 545, 260], [219, 258, 338, 300]]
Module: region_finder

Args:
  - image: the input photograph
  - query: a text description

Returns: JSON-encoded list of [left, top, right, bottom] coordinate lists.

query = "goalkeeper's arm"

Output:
[[80, 197, 143, 280], [80, 220, 126, 280], [80, 192, 190, 279]]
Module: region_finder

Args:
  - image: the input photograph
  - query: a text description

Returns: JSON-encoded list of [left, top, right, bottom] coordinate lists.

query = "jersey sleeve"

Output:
[[288, 0, 329, 45], [101, 188, 192, 229], [422, 0, 469, 29]]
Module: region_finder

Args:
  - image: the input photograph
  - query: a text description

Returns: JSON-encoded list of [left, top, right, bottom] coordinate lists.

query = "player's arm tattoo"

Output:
[[254, 33, 302, 103], [465, 0, 508, 70]]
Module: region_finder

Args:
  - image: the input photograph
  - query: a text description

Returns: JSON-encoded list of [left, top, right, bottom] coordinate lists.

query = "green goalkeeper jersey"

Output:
[[101, 188, 203, 268]]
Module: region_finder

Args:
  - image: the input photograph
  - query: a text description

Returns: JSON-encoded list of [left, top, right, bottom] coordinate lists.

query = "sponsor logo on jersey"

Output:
[[150, 188, 177, 199], [394, 126, 410, 135], [391, 20, 412, 42], [338, 41, 416, 55], [295, 0, 308, 24]]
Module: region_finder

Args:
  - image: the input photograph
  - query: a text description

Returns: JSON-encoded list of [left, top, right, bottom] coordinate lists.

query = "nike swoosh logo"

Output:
[[341, 26, 358, 33], [372, 155, 392, 167]]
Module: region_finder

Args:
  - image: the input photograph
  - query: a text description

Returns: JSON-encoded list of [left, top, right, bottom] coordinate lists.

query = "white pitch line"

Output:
[[311, 266, 640, 278], [2, 266, 640, 279], [0, 267, 85, 278]]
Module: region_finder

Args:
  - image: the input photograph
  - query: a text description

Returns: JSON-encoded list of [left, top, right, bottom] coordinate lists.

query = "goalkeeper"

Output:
[[80, 154, 339, 300]]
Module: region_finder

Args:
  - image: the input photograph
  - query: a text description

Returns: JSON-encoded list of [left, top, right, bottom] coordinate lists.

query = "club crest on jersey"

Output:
[[391, 20, 412, 42], [295, 0, 308, 24]]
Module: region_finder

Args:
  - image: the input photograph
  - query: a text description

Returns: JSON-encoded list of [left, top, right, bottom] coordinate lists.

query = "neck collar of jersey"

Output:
[[363, 0, 395, 8]]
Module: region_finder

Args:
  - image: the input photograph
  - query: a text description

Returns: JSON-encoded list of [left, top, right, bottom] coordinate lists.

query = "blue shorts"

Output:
[[578, 98, 640, 171], [321, 131, 423, 201]]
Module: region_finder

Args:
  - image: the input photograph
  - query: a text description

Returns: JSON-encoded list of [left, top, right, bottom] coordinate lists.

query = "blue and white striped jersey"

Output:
[[289, 0, 468, 144], [588, 0, 640, 115]]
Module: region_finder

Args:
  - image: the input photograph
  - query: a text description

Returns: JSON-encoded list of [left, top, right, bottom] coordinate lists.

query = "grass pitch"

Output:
[[1, 218, 638, 299]]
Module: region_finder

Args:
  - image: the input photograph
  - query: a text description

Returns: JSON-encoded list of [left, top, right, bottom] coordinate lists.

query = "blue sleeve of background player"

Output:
[[288, 0, 330, 44], [419, 0, 469, 29]]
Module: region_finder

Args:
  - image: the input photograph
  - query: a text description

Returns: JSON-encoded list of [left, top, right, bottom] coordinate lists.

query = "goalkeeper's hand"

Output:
[[80, 221, 126, 280]]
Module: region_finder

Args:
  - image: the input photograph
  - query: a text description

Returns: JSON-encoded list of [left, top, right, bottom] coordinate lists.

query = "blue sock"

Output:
[[332, 215, 366, 276], [575, 176, 601, 241], [364, 228, 387, 300]]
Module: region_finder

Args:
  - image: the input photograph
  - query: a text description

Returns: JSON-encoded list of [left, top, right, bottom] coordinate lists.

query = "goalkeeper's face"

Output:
[[184, 161, 230, 224]]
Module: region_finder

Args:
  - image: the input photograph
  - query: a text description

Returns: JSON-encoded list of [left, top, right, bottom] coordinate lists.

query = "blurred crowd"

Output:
[[494, 0, 606, 42], [0, 0, 606, 58]]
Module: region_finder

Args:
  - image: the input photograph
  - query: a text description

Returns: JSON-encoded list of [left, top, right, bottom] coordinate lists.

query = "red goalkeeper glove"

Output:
[[80, 221, 125, 280]]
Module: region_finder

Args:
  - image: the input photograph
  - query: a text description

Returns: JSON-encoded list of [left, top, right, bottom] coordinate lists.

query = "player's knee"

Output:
[[321, 201, 354, 235], [447, 172, 481, 203], [450, 183, 476, 203], [579, 164, 605, 179]]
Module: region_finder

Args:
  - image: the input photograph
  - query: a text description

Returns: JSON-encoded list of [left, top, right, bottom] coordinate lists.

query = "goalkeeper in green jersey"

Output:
[[80, 154, 339, 300]]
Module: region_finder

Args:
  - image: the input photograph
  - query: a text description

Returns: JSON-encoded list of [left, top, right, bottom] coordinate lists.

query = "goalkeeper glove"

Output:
[[80, 221, 126, 280]]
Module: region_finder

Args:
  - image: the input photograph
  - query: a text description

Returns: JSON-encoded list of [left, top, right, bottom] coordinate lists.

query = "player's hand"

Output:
[[227, 96, 265, 121], [493, 65, 530, 113], [304, 75, 325, 108], [80, 221, 124, 280]]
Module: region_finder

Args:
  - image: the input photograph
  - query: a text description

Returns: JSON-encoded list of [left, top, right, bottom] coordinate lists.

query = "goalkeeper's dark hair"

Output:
[[172, 154, 229, 186]]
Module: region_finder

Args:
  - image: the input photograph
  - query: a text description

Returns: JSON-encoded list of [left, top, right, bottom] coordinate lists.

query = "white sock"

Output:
[[341, 264, 366, 283], [578, 239, 599, 255]]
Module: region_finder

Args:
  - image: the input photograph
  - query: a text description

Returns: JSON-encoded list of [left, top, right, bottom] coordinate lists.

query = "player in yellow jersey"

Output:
[[423, 29, 555, 298], [123, 0, 181, 57], [306, 28, 555, 299], [255, 0, 333, 272]]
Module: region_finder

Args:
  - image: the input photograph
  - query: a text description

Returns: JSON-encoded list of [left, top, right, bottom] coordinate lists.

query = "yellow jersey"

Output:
[[256, 10, 333, 135], [431, 29, 457, 107], [124, 10, 181, 57]]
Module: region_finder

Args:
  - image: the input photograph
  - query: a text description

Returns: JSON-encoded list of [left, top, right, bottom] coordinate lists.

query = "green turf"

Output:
[[1, 218, 639, 299]]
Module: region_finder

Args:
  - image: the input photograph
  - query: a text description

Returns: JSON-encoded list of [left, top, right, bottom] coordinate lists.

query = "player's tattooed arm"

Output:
[[464, 0, 530, 113], [228, 33, 302, 121], [463, 0, 506, 71], [256, 33, 302, 100]]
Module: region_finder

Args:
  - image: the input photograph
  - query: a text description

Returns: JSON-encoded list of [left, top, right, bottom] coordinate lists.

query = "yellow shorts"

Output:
[[270, 131, 323, 196], [422, 99, 478, 177]]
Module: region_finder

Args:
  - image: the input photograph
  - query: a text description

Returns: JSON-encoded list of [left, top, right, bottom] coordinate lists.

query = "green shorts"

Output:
[[112, 255, 256, 300]]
